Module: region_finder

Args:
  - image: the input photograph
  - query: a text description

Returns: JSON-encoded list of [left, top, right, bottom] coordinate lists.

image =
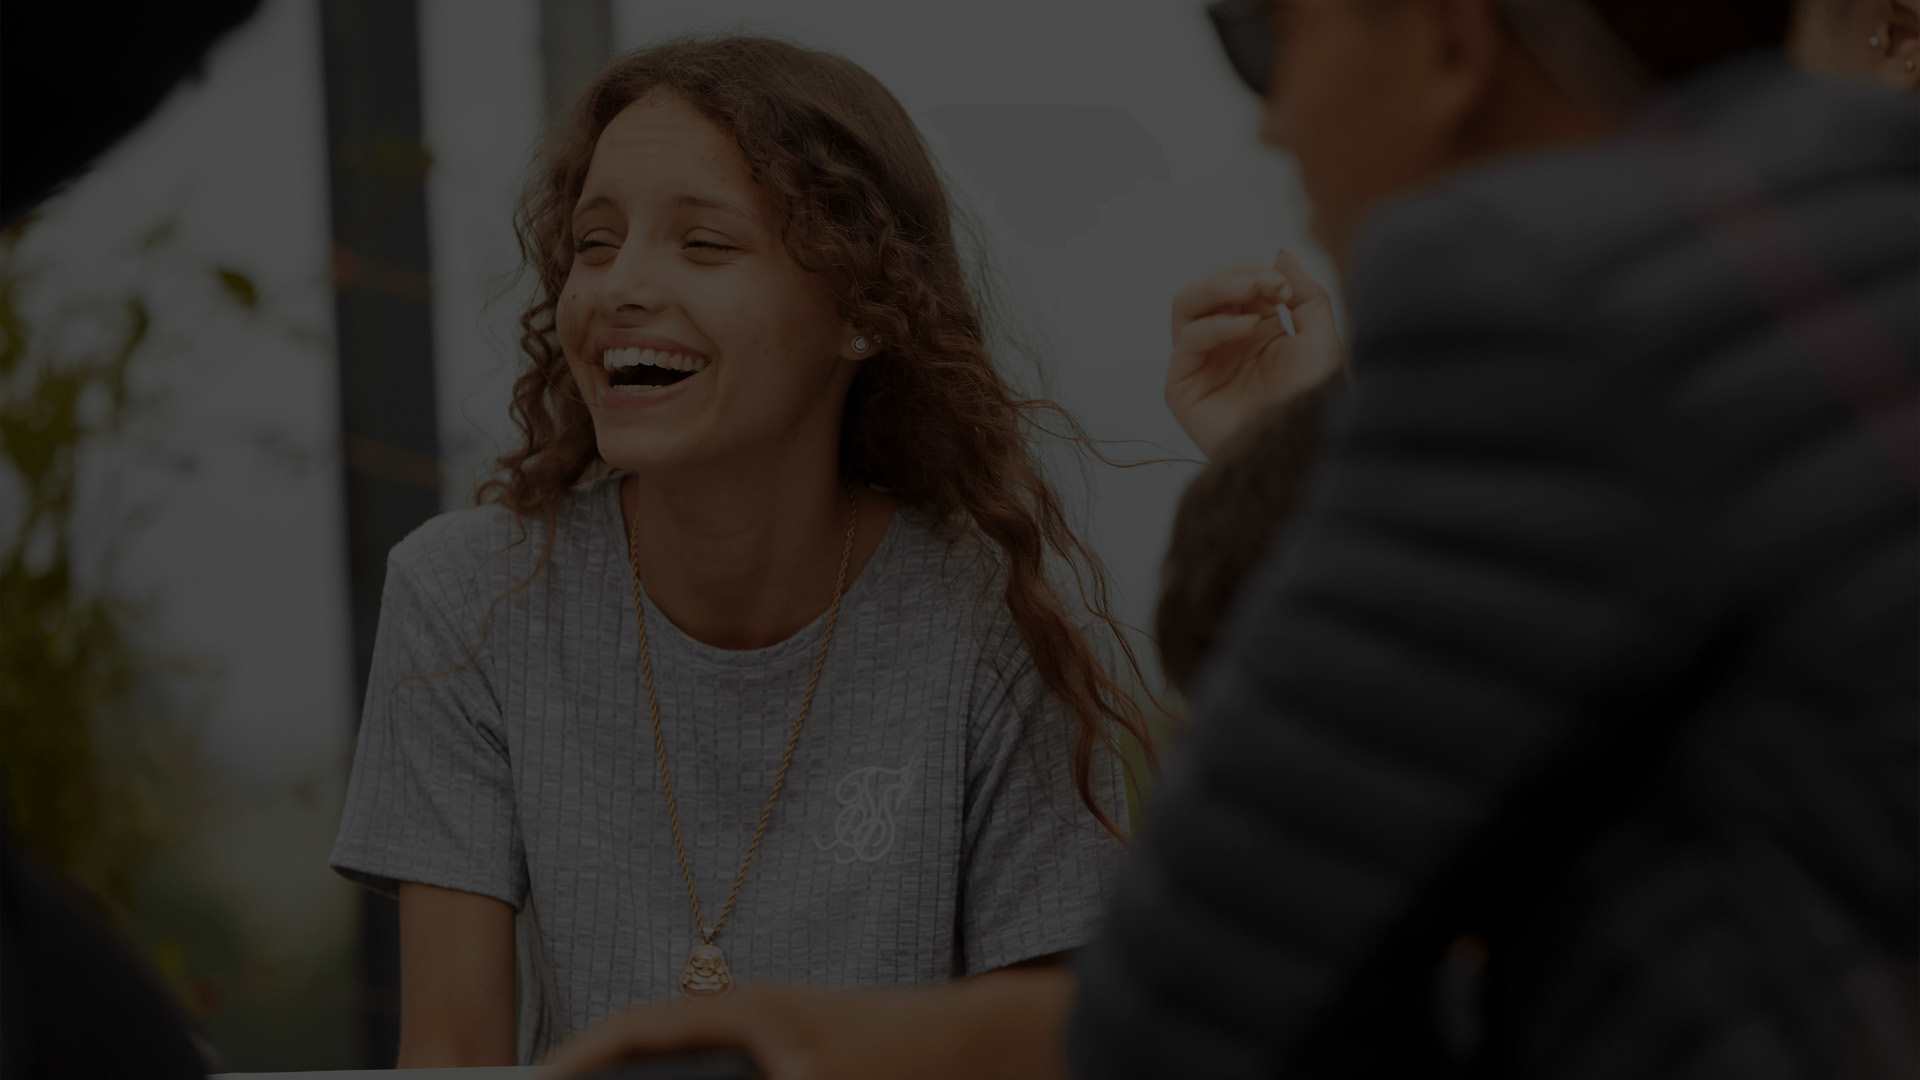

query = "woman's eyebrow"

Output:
[[571, 191, 759, 226], [672, 192, 757, 224], [573, 193, 616, 223]]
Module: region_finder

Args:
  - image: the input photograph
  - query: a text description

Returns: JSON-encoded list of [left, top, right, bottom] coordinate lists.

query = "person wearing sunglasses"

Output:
[[542, 2, 1918, 1077], [1168, 0, 1919, 514]]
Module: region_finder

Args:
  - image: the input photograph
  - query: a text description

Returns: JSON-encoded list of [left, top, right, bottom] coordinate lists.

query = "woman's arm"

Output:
[[396, 883, 518, 1067], [328, 540, 530, 1065]]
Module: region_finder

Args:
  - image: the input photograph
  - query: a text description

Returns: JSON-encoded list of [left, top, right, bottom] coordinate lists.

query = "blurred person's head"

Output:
[[0, 0, 261, 223], [1243, 0, 1796, 266], [490, 35, 1155, 832], [1154, 390, 1332, 700], [1792, 0, 1920, 88]]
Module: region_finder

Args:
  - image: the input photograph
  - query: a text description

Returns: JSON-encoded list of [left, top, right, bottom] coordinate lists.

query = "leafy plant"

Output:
[[0, 210, 272, 1008]]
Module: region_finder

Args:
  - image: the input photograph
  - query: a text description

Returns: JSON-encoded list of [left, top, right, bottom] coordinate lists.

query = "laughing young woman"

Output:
[[327, 36, 1154, 1067]]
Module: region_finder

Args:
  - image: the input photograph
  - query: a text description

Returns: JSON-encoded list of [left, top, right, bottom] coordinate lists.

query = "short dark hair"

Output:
[[1578, 0, 1797, 83], [1155, 385, 1336, 696], [1209, 0, 1797, 102]]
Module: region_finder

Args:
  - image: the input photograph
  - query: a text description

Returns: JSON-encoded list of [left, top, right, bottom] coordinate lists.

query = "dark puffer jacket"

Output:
[[1069, 59, 1918, 1079]]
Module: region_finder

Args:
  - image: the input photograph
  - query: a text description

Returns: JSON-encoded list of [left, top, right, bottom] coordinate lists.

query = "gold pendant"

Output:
[[681, 940, 733, 996]]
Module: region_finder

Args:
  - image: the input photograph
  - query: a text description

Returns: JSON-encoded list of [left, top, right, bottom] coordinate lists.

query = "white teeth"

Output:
[[601, 346, 710, 373], [642, 348, 710, 372]]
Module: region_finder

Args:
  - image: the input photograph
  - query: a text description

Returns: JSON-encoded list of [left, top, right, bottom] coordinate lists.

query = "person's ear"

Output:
[[1405, 0, 1508, 150]]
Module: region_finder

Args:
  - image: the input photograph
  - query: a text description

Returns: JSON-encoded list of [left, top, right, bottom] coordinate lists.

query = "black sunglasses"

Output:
[[1206, 0, 1276, 97]]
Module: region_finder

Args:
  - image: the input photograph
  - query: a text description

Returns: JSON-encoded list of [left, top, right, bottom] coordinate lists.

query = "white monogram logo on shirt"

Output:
[[814, 761, 915, 864]]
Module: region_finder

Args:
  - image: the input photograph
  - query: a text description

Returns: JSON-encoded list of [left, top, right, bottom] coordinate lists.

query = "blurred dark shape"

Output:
[[0, 831, 209, 1077], [0, 0, 263, 221], [1154, 383, 1334, 697], [1206, 0, 1275, 97], [2, 3, 265, 1077], [1206, 0, 1796, 99], [1576, 0, 1797, 81], [1072, 55, 1919, 1080], [579, 1049, 764, 1079]]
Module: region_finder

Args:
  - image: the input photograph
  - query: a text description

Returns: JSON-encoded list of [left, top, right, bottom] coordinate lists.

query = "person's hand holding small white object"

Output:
[[1164, 250, 1346, 460]]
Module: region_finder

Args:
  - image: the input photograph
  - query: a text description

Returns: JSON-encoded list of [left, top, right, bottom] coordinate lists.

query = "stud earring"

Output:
[[851, 336, 871, 355], [1871, 31, 1886, 50]]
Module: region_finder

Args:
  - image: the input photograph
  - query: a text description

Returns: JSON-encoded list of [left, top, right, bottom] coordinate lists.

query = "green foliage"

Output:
[[1, 232, 152, 903], [213, 267, 260, 312], [0, 214, 257, 1013]]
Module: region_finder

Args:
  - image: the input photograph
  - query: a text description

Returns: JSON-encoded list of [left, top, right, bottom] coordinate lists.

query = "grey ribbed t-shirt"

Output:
[[329, 474, 1128, 1063]]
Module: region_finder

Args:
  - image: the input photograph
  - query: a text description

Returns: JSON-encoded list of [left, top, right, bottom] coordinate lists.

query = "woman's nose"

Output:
[[589, 253, 671, 316]]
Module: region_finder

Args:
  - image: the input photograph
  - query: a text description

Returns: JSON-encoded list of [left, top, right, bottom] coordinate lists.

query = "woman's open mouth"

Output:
[[601, 346, 709, 397]]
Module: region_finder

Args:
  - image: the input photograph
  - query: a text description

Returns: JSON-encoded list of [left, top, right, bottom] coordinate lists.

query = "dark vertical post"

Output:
[[540, 0, 613, 121], [316, 0, 442, 1066]]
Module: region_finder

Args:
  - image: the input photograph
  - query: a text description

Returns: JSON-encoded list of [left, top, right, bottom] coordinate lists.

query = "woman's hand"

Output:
[[539, 970, 1074, 1080], [1166, 251, 1345, 460]]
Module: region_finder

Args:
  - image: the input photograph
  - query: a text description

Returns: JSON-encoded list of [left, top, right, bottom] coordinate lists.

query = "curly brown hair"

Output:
[[477, 35, 1157, 835]]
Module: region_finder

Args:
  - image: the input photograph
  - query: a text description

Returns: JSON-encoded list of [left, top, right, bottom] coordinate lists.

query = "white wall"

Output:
[[29, 0, 351, 787], [420, 0, 547, 506]]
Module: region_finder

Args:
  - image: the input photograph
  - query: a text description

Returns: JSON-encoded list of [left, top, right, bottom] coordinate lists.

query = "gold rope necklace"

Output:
[[625, 487, 859, 996]]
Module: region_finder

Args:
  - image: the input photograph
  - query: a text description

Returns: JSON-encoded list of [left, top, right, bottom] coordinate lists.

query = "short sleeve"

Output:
[[958, 637, 1129, 974], [329, 549, 527, 907]]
